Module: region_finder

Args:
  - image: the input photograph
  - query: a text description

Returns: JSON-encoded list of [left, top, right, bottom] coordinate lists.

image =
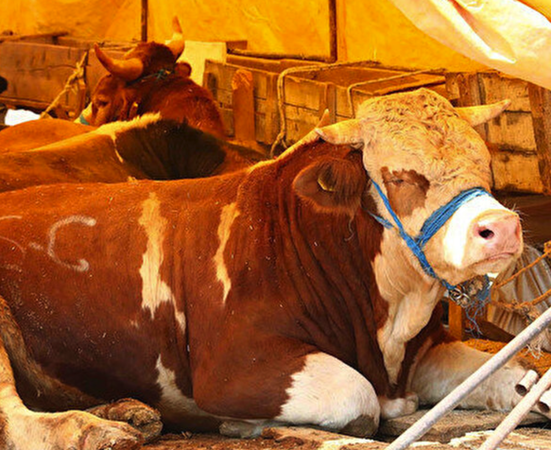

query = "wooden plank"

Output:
[[231, 69, 256, 143], [490, 148, 544, 193], [485, 111, 537, 152], [448, 301, 466, 341], [478, 72, 532, 112], [0, 41, 86, 112], [454, 72, 487, 139], [528, 83, 551, 195], [263, 73, 279, 144], [284, 76, 327, 110]]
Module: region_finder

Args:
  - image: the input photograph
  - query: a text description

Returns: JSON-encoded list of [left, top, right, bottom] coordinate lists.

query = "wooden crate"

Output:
[[446, 71, 551, 194], [0, 38, 129, 119], [204, 57, 446, 147]]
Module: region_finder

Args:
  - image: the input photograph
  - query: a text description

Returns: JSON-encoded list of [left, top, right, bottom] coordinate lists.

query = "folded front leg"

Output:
[[193, 340, 381, 438], [411, 340, 529, 411]]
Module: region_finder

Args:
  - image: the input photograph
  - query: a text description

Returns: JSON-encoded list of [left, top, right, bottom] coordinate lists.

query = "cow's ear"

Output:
[[175, 62, 192, 77], [293, 153, 367, 214]]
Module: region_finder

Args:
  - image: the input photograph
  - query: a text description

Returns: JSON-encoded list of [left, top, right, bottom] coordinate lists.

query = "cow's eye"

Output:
[[386, 178, 404, 185]]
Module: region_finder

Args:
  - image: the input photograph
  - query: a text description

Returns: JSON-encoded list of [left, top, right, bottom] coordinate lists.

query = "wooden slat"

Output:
[[0, 41, 86, 112], [528, 83, 551, 195], [232, 69, 256, 143]]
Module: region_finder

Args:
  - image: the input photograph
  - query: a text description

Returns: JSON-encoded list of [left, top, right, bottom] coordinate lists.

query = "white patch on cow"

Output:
[[94, 113, 162, 141], [155, 357, 213, 421], [139, 193, 177, 318], [277, 352, 380, 431], [214, 203, 239, 304], [442, 195, 509, 269], [175, 310, 187, 335], [411, 341, 526, 411], [373, 231, 443, 385]]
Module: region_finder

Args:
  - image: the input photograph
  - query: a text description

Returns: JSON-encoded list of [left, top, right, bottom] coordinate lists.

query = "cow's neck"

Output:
[[372, 229, 445, 385]]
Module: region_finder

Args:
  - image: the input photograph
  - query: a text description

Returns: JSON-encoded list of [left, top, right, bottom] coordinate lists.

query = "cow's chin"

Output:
[[457, 247, 523, 284]]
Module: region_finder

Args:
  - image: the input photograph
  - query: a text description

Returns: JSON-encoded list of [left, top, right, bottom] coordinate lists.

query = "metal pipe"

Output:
[[479, 367, 551, 450], [386, 304, 551, 450]]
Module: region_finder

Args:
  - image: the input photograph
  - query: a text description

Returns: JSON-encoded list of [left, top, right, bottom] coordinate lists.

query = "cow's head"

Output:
[[313, 89, 521, 288], [82, 17, 186, 126]]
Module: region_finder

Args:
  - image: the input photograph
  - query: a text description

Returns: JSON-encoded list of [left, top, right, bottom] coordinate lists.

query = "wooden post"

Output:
[[232, 69, 256, 144], [141, 0, 148, 42], [328, 0, 338, 62], [528, 83, 551, 195], [448, 300, 466, 341]]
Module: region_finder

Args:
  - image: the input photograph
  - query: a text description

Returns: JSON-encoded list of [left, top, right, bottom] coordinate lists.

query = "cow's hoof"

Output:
[[88, 398, 163, 443], [379, 393, 419, 419], [220, 420, 268, 438], [340, 414, 378, 438], [80, 421, 143, 450]]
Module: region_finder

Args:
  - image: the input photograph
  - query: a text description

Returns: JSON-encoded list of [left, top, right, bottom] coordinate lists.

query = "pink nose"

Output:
[[473, 211, 522, 255]]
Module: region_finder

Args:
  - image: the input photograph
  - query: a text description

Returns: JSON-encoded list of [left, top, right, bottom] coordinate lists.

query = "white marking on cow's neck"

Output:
[[94, 113, 162, 141], [155, 357, 213, 420], [139, 192, 177, 317], [373, 231, 444, 385], [442, 195, 509, 269], [214, 203, 239, 304]]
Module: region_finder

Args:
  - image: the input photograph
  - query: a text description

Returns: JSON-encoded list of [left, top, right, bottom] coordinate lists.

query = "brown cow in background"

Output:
[[0, 17, 225, 154], [80, 17, 225, 138]]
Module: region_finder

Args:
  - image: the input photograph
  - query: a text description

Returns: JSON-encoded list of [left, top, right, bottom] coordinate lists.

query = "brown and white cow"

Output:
[[0, 114, 263, 193], [0, 89, 538, 449], [79, 18, 225, 138]]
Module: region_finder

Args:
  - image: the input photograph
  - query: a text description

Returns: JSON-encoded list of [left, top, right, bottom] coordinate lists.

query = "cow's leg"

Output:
[[411, 340, 529, 411], [0, 295, 144, 449], [195, 349, 380, 438], [87, 398, 163, 443]]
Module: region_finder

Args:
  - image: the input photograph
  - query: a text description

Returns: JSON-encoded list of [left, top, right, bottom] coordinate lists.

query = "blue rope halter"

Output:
[[368, 179, 491, 304]]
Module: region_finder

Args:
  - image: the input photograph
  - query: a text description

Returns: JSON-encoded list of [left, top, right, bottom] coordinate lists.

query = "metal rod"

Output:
[[386, 304, 551, 450], [479, 367, 551, 450]]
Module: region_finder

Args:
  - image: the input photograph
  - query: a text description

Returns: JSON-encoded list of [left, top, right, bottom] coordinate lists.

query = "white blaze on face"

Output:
[[139, 193, 177, 317], [441, 195, 515, 270], [214, 203, 239, 304]]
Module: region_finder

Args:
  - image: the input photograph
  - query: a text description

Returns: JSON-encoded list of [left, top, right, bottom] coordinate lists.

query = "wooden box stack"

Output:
[[446, 71, 551, 195]]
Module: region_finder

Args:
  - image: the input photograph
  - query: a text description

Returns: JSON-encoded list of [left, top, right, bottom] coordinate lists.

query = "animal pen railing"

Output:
[[388, 240, 551, 450]]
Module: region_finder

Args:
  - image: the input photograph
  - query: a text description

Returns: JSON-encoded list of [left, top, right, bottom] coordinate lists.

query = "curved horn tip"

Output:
[[456, 98, 512, 127], [172, 16, 183, 33], [316, 109, 332, 128]]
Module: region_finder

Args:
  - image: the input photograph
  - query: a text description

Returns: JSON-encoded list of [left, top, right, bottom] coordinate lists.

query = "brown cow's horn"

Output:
[[456, 99, 511, 127], [315, 119, 365, 147], [94, 44, 144, 82], [165, 16, 185, 58]]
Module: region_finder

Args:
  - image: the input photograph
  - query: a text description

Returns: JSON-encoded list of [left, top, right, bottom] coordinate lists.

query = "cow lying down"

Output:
[[0, 114, 263, 193], [0, 88, 543, 449]]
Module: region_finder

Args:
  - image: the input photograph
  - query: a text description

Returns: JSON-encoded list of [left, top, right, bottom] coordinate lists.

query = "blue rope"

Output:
[[77, 113, 90, 126], [415, 188, 489, 249], [368, 179, 492, 294]]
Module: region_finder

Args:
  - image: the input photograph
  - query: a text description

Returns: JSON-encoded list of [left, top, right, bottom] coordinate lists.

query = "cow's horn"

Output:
[[456, 99, 511, 127], [165, 16, 185, 58], [94, 44, 144, 81], [315, 119, 364, 147]]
